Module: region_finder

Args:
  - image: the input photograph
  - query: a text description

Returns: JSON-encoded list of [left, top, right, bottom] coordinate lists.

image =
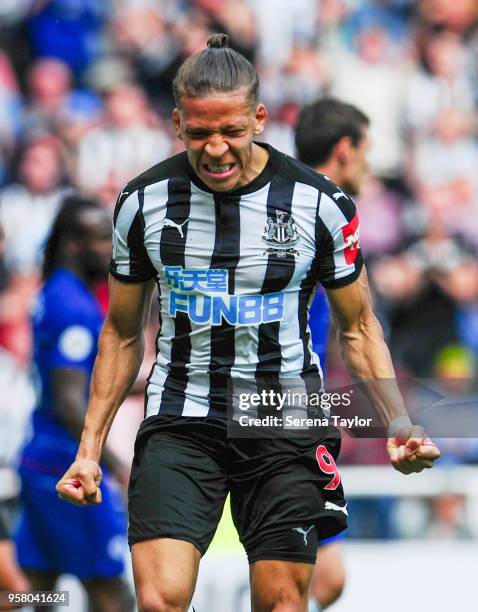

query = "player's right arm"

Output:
[[315, 188, 440, 474], [56, 276, 155, 505]]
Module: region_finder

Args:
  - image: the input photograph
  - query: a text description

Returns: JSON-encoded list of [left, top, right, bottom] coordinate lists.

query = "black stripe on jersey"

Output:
[[158, 177, 192, 416], [298, 192, 323, 404], [315, 192, 363, 289], [208, 193, 241, 415], [255, 175, 296, 413]]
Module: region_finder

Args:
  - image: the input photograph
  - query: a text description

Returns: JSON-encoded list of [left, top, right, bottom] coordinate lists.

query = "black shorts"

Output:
[[128, 415, 347, 564]]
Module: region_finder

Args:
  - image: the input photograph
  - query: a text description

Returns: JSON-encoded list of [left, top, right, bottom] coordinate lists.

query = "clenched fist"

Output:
[[56, 459, 103, 505], [387, 425, 441, 475]]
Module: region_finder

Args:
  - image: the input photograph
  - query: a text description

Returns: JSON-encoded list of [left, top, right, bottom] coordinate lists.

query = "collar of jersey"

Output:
[[186, 142, 283, 196]]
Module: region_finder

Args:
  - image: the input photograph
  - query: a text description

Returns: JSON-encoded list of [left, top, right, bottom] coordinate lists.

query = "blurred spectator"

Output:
[[76, 84, 172, 205], [355, 177, 403, 258], [192, 0, 257, 62], [418, 0, 478, 34], [23, 58, 102, 139], [0, 52, 22, 186], [0, 135, 68, 362], [372, 218, 478, 376], [0, 135, 69, 275], [251, 0, 318, 69], [26, 0, 109, 77], [329, 19, 411, 178], [425, 495, 473, 539], [410, 345, 478, 461], [0, 226, 9, 294], [0, 346, 34, 599], [0, 1, 32, 89], [405, 29, 476, 140], [262, 104, 299, 158], [110, 1, 177, 111], [280, 44, 328, 106]]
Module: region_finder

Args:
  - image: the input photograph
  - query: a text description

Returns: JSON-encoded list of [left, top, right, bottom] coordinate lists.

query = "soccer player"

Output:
[[57, 35, 440, 612], [295, 98, 370, 610], [15, 196, 133, 611]]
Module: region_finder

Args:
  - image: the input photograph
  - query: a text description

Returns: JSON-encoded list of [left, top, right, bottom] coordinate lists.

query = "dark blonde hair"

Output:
[[172, 33, 259, 108]]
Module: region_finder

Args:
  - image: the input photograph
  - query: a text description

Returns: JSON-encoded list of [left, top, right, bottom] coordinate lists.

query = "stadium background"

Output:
[[0, 0, 477, 609]]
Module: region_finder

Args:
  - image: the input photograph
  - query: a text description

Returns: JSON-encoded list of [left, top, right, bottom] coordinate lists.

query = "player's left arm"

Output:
[[325, 266, 441, 474]]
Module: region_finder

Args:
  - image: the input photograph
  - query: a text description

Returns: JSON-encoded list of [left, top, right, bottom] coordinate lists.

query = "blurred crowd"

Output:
[[1, 0, 478, 540]]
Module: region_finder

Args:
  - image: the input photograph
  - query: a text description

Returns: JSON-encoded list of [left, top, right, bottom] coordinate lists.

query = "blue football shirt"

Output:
[[21, 268, 103, 474], [308, 285, 330, 378]]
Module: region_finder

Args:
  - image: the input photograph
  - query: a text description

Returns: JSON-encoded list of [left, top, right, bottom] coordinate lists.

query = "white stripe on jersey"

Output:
[[181, 187, 217, 416], [112, 191, 141, 276]]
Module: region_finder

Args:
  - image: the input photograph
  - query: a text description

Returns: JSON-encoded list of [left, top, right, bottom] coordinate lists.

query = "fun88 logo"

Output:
[[165, 266, 285, 326]]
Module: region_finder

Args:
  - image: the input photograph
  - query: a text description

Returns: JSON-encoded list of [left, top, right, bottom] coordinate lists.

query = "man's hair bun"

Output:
[[207, 33, 229, 49]]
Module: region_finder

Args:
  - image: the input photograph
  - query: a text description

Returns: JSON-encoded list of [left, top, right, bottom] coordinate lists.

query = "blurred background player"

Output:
[[0, 223, 32, 610], [14, 195, 133, 612], [295, 97, 370, 611], [0, 343, 32, 609]]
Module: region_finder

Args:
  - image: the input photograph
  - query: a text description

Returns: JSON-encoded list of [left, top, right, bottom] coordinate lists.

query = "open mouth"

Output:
[[203, 163, 235, 178]]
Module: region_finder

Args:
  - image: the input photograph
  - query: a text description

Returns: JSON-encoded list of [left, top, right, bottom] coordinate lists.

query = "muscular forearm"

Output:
[[326, 270, 440, 471], [76, 320, 145, 463], [338, 313, 409, 428]]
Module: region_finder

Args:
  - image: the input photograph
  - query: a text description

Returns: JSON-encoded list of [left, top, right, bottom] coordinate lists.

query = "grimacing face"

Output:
[[172, 88, 268, 192]]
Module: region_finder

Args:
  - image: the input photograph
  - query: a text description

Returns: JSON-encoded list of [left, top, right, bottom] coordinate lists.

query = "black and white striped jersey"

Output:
[[110, 144, 363, 418]]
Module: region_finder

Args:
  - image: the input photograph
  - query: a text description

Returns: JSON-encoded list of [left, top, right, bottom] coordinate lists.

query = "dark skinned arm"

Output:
[[56, 276, 155, 505], [51, 368, 126, 479]]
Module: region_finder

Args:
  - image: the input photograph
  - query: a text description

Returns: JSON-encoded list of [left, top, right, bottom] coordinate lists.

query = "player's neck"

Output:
[[314, 160, 342, 187], [58, 259, 93, 290], [236, 142, 269, 189]]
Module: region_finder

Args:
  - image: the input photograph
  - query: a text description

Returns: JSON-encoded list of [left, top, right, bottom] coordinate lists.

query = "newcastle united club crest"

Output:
[[262, 210, 300, 257]]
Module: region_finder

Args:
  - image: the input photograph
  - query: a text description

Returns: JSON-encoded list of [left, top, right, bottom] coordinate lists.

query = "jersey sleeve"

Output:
[[316, 191, 363, 289], [109, 189, 156, 283]]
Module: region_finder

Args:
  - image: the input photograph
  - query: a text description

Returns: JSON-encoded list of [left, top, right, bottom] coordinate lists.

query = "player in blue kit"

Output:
[[296, 98, 370, 610], [15, 196, 133, 611]]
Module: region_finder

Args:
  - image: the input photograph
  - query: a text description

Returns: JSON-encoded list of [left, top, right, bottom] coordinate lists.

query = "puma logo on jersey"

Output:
[[163, 218, 189, 238], [292, 526, 315, 546], [324, 501, 348, 516], [332, 188, 348, 201]]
